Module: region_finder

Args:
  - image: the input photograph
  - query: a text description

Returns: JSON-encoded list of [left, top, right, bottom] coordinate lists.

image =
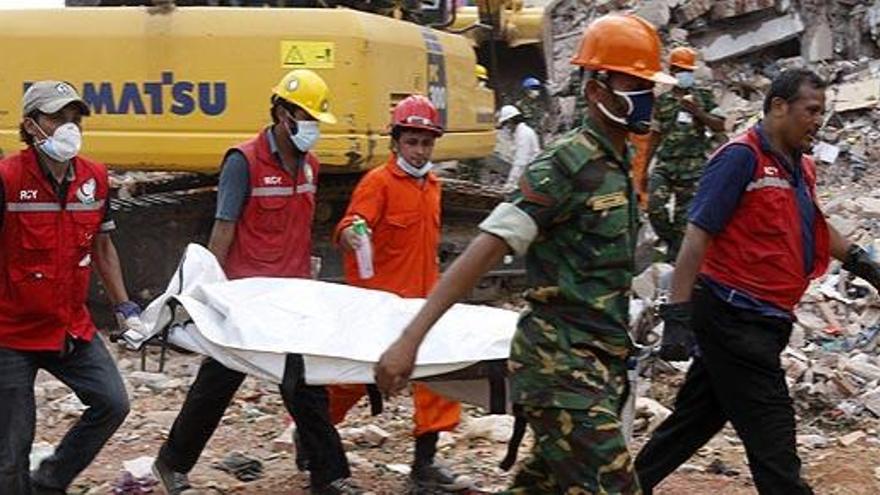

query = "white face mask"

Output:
[[289, 120, 320, 152], [396, 154, 433, 178], [32, 120, 82, 162]]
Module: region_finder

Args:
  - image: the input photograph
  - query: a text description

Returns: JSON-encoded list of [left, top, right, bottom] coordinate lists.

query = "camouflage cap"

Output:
[[22, 81, 90, 117]]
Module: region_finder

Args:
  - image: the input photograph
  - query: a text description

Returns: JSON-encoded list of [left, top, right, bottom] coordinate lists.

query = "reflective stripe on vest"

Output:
[[6, 199, 105, 212], [746, 177, 792, 192], [251, 186, 293, 197], [6, 202, 61, 212]]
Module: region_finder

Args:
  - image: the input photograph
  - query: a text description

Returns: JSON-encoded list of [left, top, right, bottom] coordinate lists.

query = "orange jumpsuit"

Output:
[[330, 155, 461, 437]]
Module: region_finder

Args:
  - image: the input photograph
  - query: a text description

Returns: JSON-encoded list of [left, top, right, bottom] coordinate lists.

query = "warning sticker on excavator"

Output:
[[280, 41, 335, 69]]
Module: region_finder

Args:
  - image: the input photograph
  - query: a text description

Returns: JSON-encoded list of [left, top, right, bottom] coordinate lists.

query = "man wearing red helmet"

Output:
[[329, 95, 470, 492]]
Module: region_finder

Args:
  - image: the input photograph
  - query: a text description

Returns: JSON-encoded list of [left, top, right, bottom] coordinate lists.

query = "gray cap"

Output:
[[22, 81, 90, 117]]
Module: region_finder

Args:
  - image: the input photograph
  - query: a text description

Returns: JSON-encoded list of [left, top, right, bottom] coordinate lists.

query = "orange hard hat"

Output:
[[669, 46, 698, 70], [571, 14, 677, 85], [391, 95, 443, 136]]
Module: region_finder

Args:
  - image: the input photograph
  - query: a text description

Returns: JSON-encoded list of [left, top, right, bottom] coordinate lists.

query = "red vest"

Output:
[[0, 149, 109, 351], [224, 129, 319, 280], [701, 128, 830, 311]]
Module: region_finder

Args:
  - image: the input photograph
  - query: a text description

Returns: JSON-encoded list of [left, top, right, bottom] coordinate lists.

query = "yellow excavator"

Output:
[[0, 1, 550, 311]]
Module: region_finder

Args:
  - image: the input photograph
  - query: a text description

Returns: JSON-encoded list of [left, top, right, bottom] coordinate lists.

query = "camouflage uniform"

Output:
[[647, 88, 719, 260], [515, 94, 549, 145], [483, 118, 640, 494]]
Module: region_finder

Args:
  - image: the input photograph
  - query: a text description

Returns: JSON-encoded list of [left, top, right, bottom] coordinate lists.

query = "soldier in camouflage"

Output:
[[375, 13, 677, 494], [647, 46, 725, 261], [515, 76, 550, 145]]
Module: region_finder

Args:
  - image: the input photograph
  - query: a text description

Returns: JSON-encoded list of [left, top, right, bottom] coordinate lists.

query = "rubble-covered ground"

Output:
[[34, 323, 880, 494]]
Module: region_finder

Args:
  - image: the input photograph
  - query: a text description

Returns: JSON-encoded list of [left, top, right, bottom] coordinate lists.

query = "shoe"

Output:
[[294, 428, 310, 472], [310, 477, 364, 494], [152, 457, 191, 495], [411, 462, 473, 492]]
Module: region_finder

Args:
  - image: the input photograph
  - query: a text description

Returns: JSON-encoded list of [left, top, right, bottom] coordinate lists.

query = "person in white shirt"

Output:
[[497, 105, 540, 190]]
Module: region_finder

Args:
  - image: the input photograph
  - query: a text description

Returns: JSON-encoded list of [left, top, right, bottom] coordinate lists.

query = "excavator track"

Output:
[[90, 174, 525, 324]]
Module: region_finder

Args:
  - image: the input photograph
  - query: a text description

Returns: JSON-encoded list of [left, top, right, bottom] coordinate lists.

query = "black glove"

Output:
[[658, 302, 695, 362], [843, 244, 880, 291]]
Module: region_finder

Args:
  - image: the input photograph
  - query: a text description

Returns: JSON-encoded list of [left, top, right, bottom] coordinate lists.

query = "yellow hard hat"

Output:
[[272, 69, 336, 124], [475, 64, 489, 81]]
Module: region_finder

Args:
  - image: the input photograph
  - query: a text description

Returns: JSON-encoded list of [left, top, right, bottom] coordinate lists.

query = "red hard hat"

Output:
[[391, 95, 443, 136]]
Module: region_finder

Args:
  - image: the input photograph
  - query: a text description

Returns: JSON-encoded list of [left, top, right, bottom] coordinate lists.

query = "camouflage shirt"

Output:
[[502, 118, 638, 410], [653, 87, 719, 163]]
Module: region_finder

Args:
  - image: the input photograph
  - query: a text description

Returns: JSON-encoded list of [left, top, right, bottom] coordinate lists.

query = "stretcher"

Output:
[[134, 244, 518, 413]]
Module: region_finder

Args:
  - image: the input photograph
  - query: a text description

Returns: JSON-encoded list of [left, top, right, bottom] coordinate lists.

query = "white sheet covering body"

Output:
[[142, 244, 518, 390]]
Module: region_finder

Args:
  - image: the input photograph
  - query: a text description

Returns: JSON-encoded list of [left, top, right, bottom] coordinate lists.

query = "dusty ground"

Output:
[[30, 344, 880, 495]]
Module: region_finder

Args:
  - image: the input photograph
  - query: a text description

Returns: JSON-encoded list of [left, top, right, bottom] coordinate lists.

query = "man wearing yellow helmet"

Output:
[[375, 13, 675, 494], [152, 69, 361, 495]]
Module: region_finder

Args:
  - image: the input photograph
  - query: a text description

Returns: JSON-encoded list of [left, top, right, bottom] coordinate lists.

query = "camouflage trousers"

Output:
[[498, 406, 641, 495], [647, 166, 699, 262]]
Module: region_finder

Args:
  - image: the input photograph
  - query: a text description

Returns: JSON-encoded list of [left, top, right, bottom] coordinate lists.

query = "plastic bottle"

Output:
[[352, 218, 374, 279]]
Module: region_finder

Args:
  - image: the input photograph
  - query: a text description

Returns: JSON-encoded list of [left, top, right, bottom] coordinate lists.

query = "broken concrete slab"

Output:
[[693, 13, 805, 63], [803, 19, 834, 62], [828, 79, 880, 112]]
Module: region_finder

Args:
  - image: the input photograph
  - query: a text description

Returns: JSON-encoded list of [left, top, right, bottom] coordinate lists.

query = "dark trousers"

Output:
[[0, 336, 130, 495], [635, 286, 813, 495], [158, 355, 349, 487]]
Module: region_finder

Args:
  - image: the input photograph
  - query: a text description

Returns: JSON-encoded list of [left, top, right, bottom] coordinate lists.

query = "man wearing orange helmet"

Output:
[[647, 46, 725, 261], [152, 69, 360, 495], [329, 95, 470, 492], [374, 14, 675, 494]]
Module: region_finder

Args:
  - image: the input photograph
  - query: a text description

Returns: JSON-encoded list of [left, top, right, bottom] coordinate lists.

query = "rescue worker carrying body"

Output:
[[0, 81, 137, 495], [151, 69, 362, 495], [323, 95, 472, 493], [375, 14, 676, 494]]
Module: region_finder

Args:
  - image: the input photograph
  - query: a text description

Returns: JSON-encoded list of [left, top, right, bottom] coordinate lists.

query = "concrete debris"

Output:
[[710, 0, 778, 20], [839, 430, 868, 447], [635, 0, 671, 28], [693, 13, 805, 63], [462, 415, 515, 443], [271, 422, 296, 452], [675, 0, 713, 24], [635, 397, 672, 433], [340, 425, 391, 448], [127, 371, 183, 392], [829, 79, 880, 113], [29, 442, 55, 470], [121, 456, 155, 480], [797, 434, 829, 449]]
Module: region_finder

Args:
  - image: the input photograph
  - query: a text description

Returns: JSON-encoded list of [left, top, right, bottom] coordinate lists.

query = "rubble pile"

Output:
[[544, 1, 880, 143]]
